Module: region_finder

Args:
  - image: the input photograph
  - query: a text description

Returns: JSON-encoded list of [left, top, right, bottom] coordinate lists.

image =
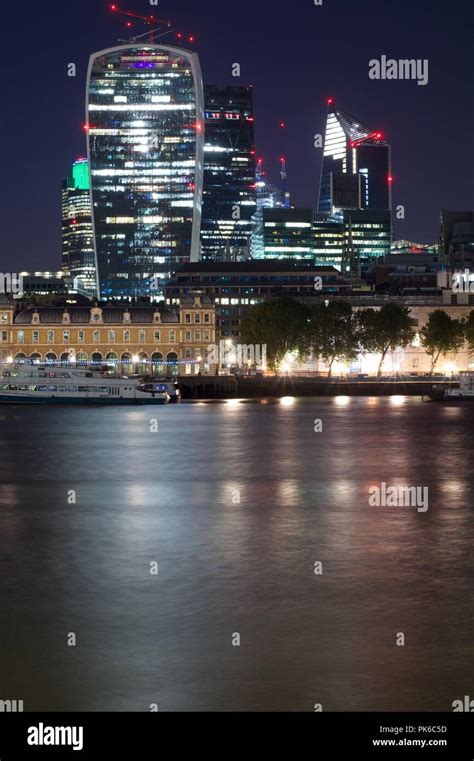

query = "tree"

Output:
[[358, 303, 414, 377], [240, 298, 309, 372], [304, 300, 359, 377], [420, 310, 465, 373], [464, 310, 474, 354]]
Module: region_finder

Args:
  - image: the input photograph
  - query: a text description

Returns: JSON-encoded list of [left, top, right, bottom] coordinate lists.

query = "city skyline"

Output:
[[2, 0, 473, 274]]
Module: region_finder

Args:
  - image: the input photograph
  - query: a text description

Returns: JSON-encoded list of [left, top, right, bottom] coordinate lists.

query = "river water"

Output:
[[0, 396, 472, 711]]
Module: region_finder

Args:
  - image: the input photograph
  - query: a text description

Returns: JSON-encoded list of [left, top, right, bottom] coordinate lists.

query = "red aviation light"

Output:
[[189, 36, 195, 43], [376, 132, 383, 139], [388, 175, 393, 183], [177, 32, 183, 39], [195, 121, 203, 132], [126, 21, 132, 27], [110, 4, 117, 11], [279, 121, 285, 129], [83, 124, 89, 131], [249, 149, 255, 155], [327, 98, 333, 105]]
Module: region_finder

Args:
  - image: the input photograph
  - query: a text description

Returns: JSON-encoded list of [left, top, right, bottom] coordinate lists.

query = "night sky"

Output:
[[3, 0, 473, 272]]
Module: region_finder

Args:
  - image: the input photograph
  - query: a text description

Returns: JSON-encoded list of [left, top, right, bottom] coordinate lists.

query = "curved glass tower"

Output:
[[86, 45, 204, 300]]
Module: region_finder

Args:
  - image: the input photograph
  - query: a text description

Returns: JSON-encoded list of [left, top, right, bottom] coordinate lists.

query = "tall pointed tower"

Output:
[[318, 101, 391, 214]]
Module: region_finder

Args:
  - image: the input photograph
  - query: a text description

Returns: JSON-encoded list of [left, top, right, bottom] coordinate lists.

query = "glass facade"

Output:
[[262, 209, 314, 259], [61, 159, 96, 294], [86, 44, 204, 300], [313, 209, 391, 271], [318, 103, 391, 214], [200, 86, 256, 261]]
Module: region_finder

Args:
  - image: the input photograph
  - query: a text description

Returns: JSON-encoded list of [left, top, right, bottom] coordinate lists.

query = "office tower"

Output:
[[61, 158, 96, 294], [318, 101, 391, 214], [313, 209, 391, 272], [262, 208, 314, 259], [200, 85, 256, 261], [86, 44, 204, 300], [439, 209, 474, 269]]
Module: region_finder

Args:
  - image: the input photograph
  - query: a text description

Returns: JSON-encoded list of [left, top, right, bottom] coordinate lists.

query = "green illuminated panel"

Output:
[[73, 159, 90, 190]]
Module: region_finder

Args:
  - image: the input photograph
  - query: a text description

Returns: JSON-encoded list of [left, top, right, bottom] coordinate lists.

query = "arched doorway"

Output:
[[166, 351, 179, 376], [121, 352, 132, 373], [138, 352, 148, 375], [29, 352, 42, 363], [151, 351, 163, 375], [105, 352, 118, 367], [91, 352, 103, 364], [44, 352, 57, 363], [76, 352, 88, 365]]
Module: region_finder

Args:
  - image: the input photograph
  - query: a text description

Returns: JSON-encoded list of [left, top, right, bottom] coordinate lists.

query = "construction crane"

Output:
[[109, 4, 196, 46], [279, 121, 289, 208], [109, 4, 172, 43]]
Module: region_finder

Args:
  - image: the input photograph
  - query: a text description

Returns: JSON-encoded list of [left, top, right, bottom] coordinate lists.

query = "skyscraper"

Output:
[[200, 85, 256, 261], [86, 44, 204, 300], [318, 102, 391, 214], [61, 158, 96, 294]]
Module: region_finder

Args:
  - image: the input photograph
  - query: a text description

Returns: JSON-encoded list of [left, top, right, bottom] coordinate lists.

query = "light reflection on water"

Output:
[[0, 397, 472, 711]]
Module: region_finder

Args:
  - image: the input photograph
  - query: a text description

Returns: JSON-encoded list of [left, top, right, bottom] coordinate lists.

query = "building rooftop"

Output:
[[172, 260, 338, 275]]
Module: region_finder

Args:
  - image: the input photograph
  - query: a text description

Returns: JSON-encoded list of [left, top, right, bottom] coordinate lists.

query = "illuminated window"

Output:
[[169, 330, 176, 342], [78, 331, 85, 342], [17, 330, 24, 343], [108, 330, 115, 343], [185, 330, 191, 341], [139, 330, 145, 343], [48, 330, 55, 343], [154, 330, 160, 342], [93, 330, 100, 342], [63, 330, 70, 343], [124, 330, 130, 342], [194, 313, 200, 324], [32, 331, 39, 344]]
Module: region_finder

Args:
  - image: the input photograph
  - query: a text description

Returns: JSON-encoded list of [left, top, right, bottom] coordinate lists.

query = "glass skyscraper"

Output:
[[200, 86, 256, 261], [86, 44, 204, 300], [318, 102, 391, 214], [61, 158, 96, 294]]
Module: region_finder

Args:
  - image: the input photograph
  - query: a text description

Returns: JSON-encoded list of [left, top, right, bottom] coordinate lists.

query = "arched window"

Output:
[[44, 352, 57, 362], [91, 352, 103, 363]]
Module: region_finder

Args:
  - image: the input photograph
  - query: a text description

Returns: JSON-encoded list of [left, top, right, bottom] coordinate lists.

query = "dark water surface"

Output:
[[0, 397, 472, 711]]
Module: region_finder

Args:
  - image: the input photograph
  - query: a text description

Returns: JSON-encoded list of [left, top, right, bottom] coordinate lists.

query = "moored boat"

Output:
[[429, 372, 474, 402], [0, 362, 170, 404]]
